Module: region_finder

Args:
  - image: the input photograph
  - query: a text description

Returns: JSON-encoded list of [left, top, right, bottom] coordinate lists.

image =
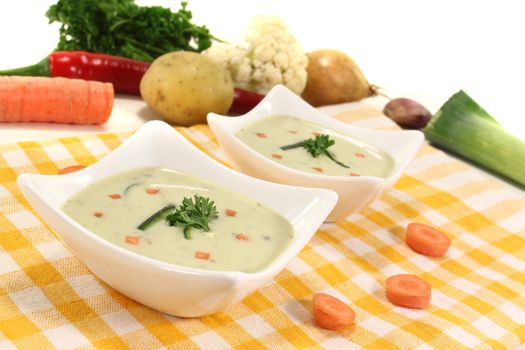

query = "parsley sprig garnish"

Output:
[[165, 195, 218, 239], [281, 134, 349, 168]]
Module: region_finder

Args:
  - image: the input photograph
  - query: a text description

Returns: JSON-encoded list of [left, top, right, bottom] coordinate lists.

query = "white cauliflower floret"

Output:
[[203, 16, 308, 95]]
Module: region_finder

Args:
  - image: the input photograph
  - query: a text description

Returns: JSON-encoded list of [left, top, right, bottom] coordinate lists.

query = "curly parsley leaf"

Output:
[[281, 134, 350, 168], [165, 195, 218, 239]]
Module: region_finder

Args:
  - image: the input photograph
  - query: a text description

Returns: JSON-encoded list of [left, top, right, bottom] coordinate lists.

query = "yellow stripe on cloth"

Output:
[[1, 106, 524, 349]]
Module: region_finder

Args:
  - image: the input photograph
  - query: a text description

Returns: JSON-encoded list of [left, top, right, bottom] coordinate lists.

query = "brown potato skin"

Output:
[[140, 51, 233, 126], [301, 49, 374, 107]]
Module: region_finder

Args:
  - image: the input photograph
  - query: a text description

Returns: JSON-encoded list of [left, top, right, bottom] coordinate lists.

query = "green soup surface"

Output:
[[235, 115, 394, 177], [62, 167, 293, 273]]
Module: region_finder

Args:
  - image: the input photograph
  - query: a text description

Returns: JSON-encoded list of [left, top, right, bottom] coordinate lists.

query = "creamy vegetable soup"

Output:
[[62, 167, 293, 273], [236, 115, 394, 177]]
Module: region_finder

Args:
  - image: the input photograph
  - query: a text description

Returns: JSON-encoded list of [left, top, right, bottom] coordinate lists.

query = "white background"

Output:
[[0, 0, 524, 139]]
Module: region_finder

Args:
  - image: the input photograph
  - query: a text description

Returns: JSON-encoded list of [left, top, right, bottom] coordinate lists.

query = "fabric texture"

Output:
[[0, 105, 524, 349]]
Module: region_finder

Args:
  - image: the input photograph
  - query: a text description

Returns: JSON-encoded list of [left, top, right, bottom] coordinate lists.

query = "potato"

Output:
[[140, 51, 233, 126], [301, 49, 376, 107]]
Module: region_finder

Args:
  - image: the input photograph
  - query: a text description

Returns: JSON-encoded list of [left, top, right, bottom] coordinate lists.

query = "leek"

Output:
[[423, 90, 525, 188]]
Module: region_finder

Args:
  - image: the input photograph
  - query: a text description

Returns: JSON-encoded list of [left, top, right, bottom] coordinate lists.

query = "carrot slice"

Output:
[[225, 209, 237, 217], [57, 165, 86, 174], [385, 274, 431, 309], [235, 233, 249, 241], [313, 293, 356, 330], [312, 167, 324, 173], [271, 154, 283, 159], [0, 77, 113, 124], [405, 223, 450, 257], [195, 251, 210, 260], [125, 236, 140, 245], [145, 188, 160, 195], [93, 212, 104, 218], [108, 194, 122, 199]]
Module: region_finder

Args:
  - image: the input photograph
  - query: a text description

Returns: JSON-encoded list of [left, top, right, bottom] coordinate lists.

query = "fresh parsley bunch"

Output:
[[46, 0, 218, 62]]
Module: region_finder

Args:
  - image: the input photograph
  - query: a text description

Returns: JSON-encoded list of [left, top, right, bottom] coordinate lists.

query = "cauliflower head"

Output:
[[202, 16, 308, 95]]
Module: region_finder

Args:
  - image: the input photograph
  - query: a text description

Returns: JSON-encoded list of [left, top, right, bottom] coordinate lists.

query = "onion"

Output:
[[383, 98, 432, 129], [301, 49, 376, 107]]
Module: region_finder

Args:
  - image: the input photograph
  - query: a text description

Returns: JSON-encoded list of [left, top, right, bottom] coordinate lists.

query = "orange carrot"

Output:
[[0, 76, 113, 124], [125, 236, 140, 245], [349, 172, 360, 176], [235, 233, 249, 241], [405, 223, 450, 257], [108, 194, 122, 199], [385, 274, 431, 309], [57, 165, 86, 174], [145, 188, 160, 195], [312, 167, 324, 173], [93, 212, 104, 218], [195, 251, 210, 260], [312, 293, 356, 330], [272, 154, 283, 159], [225, 209, 237, 217]]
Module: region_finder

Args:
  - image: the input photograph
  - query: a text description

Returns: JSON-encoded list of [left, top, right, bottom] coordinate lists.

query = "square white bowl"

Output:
[[208, 85, 424, 221], [17, 120, 337, 317]]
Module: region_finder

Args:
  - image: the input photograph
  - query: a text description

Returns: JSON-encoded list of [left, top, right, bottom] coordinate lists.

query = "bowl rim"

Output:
[[17, 120, 338, 283], [207, 84, 424, 183]]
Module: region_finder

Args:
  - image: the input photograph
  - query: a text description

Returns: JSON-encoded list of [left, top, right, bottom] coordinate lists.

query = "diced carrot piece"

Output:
[[125, 236, 140, 245], [349, 172, 360, 176], [312, 167, 324, 173], [255, 132, 267, 138], [355, 153, 366, 158], [405, 223, 450, 257], [93, 212, 104, 218], [195, 251, 210, 260], [225, 209, 237, 217], [145, 188, 160, 195], [385, 274, 431, 309], [57, 165, 86, 174], [0, 76, 113, 124], [108, 194, 122, 199], [313, 293, 356, 330], [235, 233, 249, 241], [272, 154, 283, 159]]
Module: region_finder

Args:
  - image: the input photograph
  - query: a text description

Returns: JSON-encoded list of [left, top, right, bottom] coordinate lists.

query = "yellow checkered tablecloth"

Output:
[[1, 106, 524, 350]]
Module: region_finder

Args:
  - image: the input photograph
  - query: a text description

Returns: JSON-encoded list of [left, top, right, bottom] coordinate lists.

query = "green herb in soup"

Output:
[[165, 195, 219, 239], [281, 134, 350, 168], [236, 115, 394, 177], [62, 167, 293, 273]]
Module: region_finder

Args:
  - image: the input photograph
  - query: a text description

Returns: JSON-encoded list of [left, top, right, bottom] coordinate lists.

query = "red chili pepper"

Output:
[[0, 51, 265, 113], [49, 51, 149, 95], [229, 87, 265, 115], [0, 51, 148, 95]]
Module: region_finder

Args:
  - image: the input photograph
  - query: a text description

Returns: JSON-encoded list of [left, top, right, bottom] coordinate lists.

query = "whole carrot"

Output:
[[0, 76, 113, 124]]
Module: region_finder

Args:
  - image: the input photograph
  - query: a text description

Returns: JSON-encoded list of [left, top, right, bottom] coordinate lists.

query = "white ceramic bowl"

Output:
[[208, 85, 424, 221], [17, 120, 337, 317]]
